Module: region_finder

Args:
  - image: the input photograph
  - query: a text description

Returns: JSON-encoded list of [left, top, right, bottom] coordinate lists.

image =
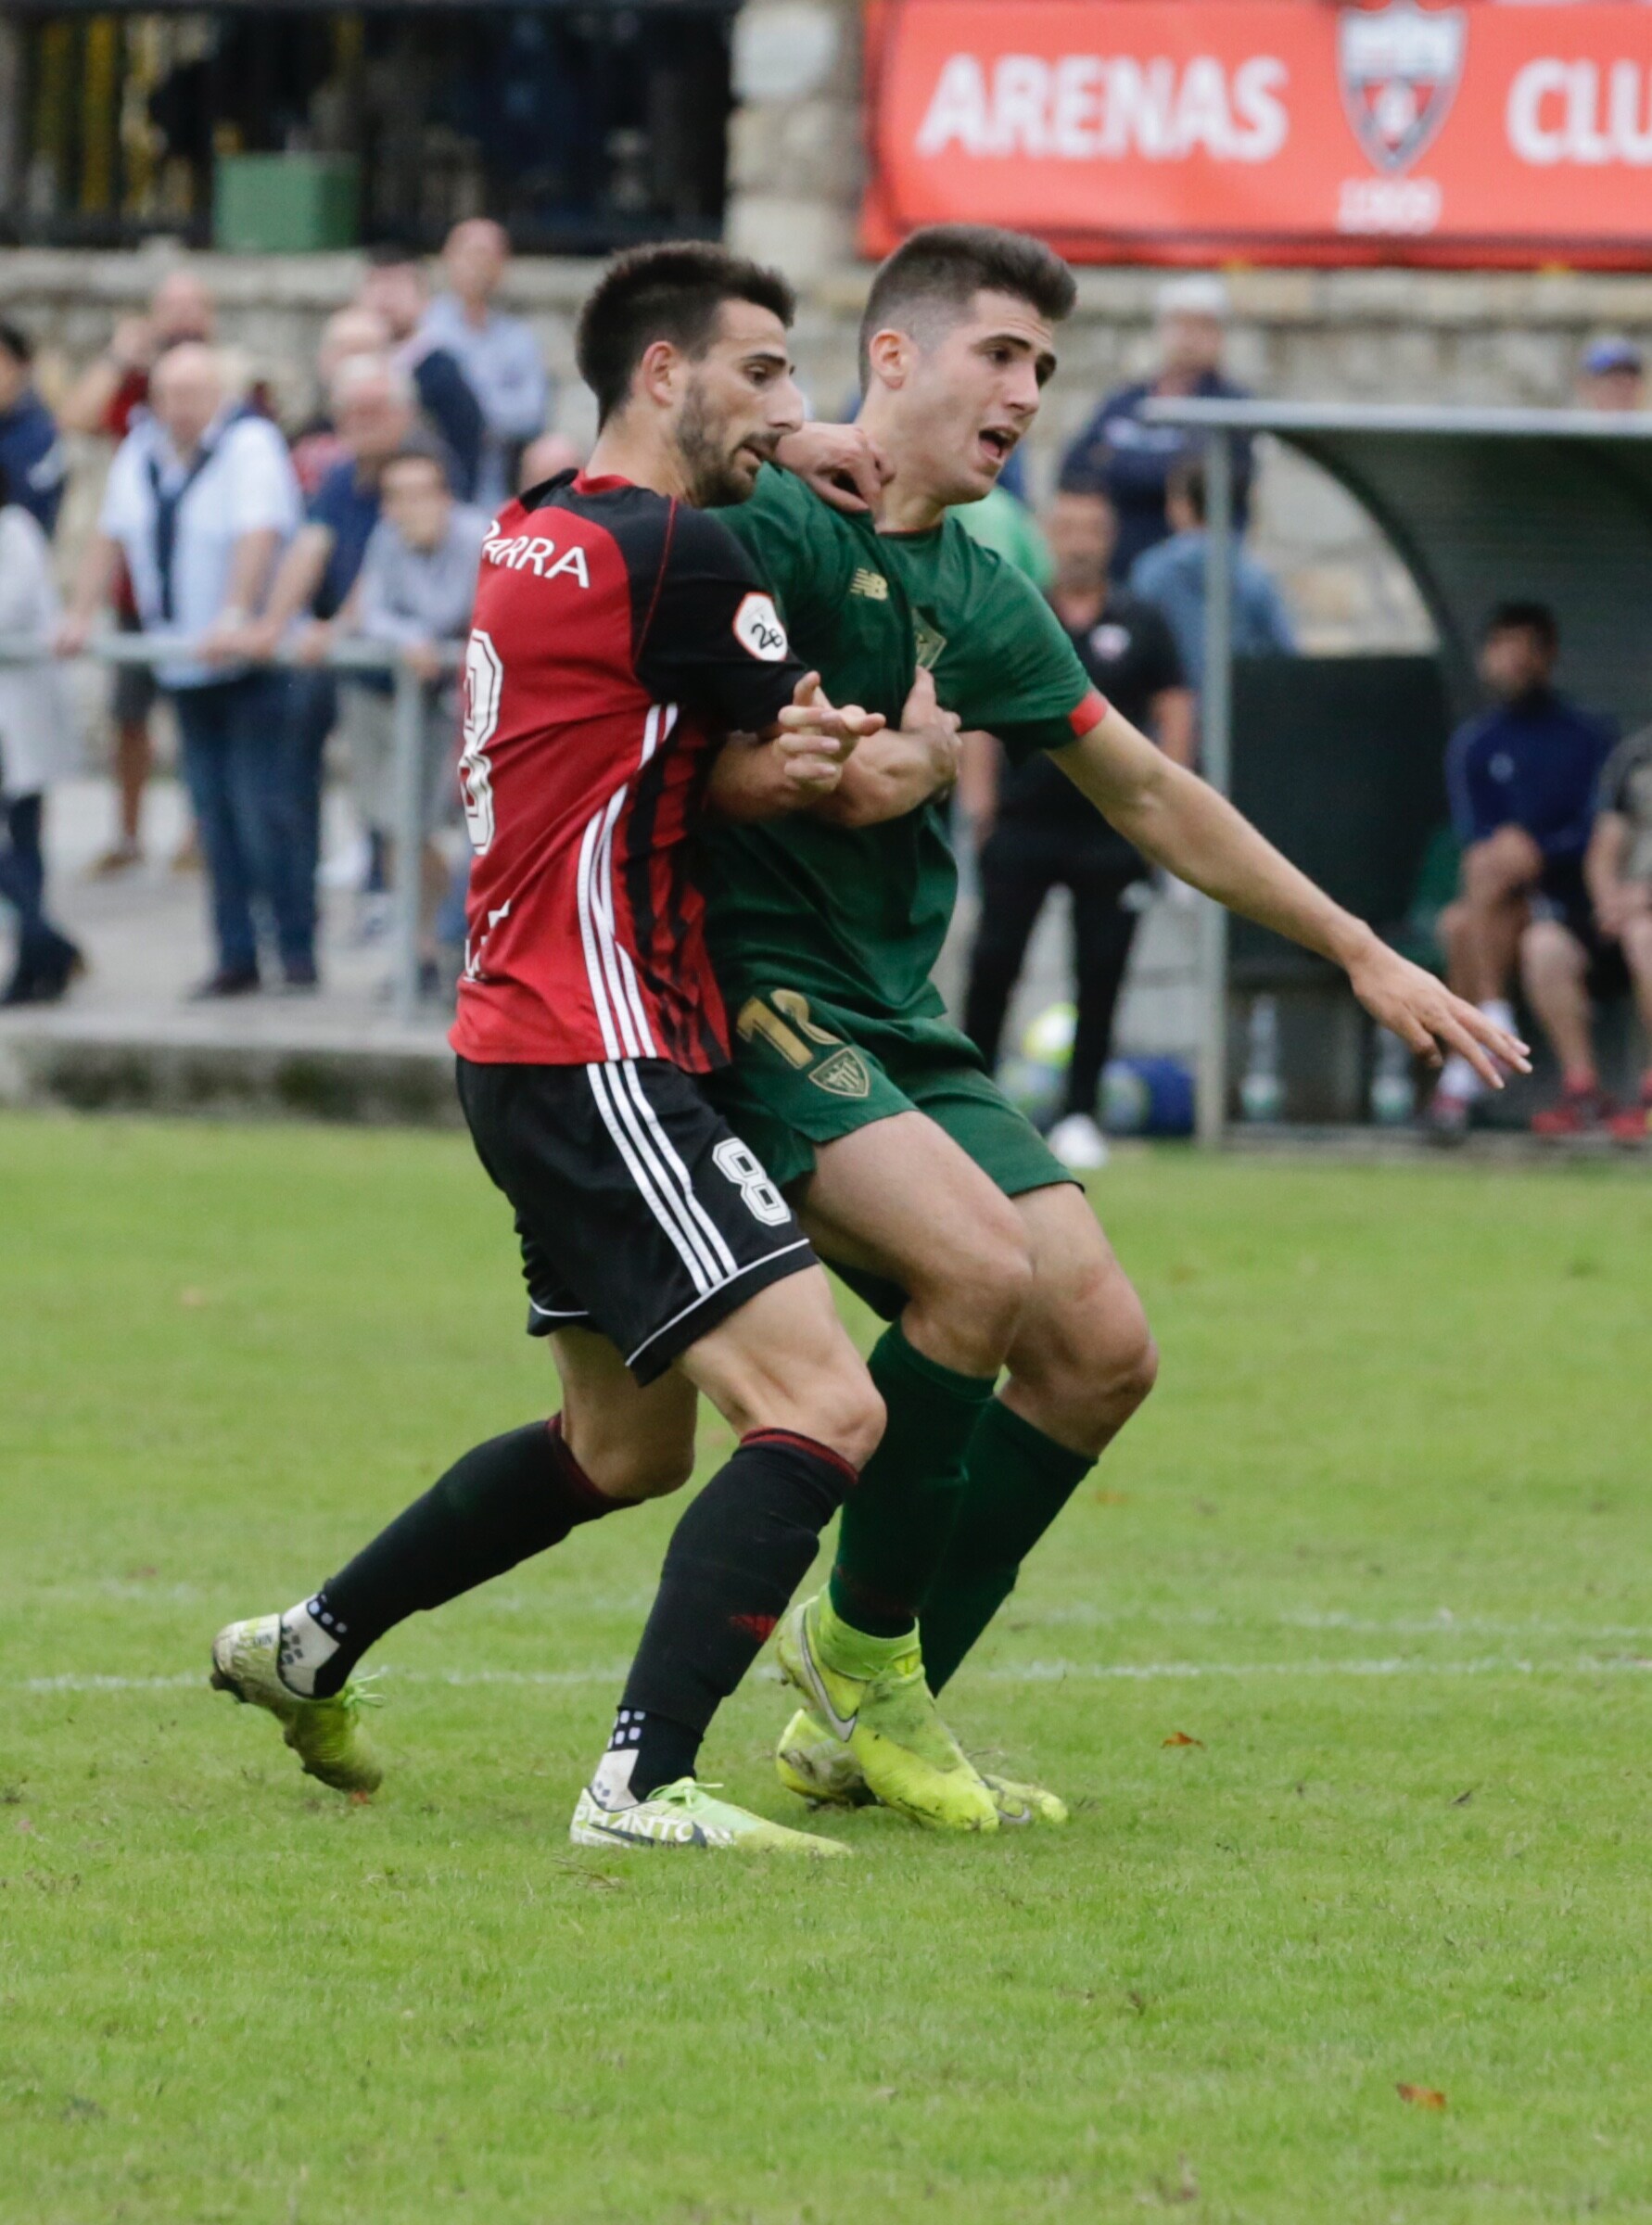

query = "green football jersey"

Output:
[[705, 465, 1102, 1025]]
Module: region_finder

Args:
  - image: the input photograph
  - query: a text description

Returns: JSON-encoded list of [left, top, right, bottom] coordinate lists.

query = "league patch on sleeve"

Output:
[[732, 591, 790, 663]]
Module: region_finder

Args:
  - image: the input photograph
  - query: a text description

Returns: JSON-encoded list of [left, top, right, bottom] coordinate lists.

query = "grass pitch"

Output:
[[3, 1111, 1650, 2224]]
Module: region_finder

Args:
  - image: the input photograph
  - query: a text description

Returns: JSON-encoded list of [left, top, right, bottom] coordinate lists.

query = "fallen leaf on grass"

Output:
[[1450, 1787, 1474, 1807], [1163, 1732, 1203, 1748], [546, 1858, 624, 1892], [15, 1816, 34, 1834], [1397, 2083, 1447, 2111], [1093, 1489, 1130, 1506]]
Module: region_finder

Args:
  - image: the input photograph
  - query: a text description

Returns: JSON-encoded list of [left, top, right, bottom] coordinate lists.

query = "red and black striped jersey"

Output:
[[450, 469, 808, 1071]]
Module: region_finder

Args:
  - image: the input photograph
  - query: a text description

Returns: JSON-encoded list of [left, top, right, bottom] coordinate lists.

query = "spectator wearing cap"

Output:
[[423, 219, 550, 508], [0, 458, 82, 1005], [336, 440, 488, 993], [59, 266, 217, 878], [1129, 457, 1294, 698], [1060, 273, 1254, 581], [359, 248, 487, 502], [1574, 337, 1646, 413], [58, 343, 307, 998], [0, 324, 67, 539], [1430, 602, 1618, 1138]]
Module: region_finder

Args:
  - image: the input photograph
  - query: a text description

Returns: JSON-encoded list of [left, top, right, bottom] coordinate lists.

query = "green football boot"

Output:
[[775, 1593, 998, 1834], [569, 1776, 850, 1856], [210, 1614, 383, 1795], [776, 1703, 1068, 1825]]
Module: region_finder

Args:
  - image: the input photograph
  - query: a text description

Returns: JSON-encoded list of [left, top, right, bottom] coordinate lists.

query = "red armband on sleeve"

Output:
[[1069, 688, 1110, 739]]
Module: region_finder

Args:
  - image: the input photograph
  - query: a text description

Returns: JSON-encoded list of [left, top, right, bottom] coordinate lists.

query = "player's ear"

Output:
[[865, 327, 913, 390], [637, 338, 683, 411]]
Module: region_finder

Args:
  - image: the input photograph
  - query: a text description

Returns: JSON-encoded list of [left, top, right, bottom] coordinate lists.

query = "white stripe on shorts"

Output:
[[584, 1061, 718, 1295]]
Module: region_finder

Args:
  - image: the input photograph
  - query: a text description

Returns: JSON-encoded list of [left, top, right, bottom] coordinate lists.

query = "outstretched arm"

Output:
[[1055, 706, 1531, 1087]]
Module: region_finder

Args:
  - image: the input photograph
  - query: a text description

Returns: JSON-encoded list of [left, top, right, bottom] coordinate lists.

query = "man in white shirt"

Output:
[[421, 219, 549, 508], [60, 344, 306, 997]]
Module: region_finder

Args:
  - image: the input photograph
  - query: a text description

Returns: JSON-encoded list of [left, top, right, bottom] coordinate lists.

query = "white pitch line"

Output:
[[14, 1655, 1652, 1697]]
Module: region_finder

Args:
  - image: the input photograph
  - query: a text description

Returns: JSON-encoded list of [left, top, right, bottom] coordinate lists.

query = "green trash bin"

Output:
[[214, 154, 360, 253]]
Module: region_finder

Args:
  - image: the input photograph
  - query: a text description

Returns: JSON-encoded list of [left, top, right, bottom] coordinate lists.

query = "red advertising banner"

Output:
[[862, 1, 1652, 266]]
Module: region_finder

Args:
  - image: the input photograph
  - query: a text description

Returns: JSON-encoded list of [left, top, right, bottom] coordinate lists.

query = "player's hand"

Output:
[[403, 638, 443, 685], [896, 666, 962, 793], [776, 670, 885, 758], [774, 424, 893, 515], [1344, 938, 1531, 1087], [53, 611, 93, 658], [773, 674, 883, 798]]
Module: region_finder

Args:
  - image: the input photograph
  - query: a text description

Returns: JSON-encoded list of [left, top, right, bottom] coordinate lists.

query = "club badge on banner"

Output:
[[862, 0, 1652, 264]]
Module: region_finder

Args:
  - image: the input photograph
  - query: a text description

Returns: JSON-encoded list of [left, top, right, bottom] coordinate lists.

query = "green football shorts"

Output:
[[705, 984, 1074, 1321]]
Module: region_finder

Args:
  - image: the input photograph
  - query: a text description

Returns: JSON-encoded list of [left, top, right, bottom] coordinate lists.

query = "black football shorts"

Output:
[[455, 1056, 817, 1385]]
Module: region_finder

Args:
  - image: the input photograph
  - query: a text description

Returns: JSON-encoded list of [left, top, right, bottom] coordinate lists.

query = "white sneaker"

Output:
[[1047, 1112, 1110, 1170]]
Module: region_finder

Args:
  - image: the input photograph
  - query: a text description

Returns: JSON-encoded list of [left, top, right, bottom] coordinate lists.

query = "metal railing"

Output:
[[0, 630, 459, 1028]]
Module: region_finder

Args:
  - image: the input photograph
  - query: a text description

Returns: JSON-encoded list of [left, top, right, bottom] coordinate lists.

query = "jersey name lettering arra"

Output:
[[450, 469, 809, 1073], [481, 522, 592, 587]]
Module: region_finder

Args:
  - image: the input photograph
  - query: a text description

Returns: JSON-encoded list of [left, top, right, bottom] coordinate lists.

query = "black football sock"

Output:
[[611, 1430, 857, 1800], [918, 1399, 1095, 1695], [828, 1323, 997, 1638], [287, 1418, 635, 1697]]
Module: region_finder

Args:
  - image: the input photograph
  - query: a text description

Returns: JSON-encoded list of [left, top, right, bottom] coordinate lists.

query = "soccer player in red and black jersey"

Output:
[[211, 246, 894, 1854]]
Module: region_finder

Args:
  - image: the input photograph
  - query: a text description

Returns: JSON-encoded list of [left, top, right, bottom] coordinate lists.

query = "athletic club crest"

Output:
[[1338, 1, 1466, 174]]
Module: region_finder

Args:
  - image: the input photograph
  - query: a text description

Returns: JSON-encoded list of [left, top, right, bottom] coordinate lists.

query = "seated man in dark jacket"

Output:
[[1432, 602, 1617, 1134]]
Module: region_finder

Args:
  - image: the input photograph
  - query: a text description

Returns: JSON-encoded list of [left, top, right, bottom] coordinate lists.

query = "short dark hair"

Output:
[[1167, 456, 1206, 523], [858, 224, 1075, 385], [575, 242, 795, 426], [0, 320, 33, 368], [1483, 599, 1558, 653]]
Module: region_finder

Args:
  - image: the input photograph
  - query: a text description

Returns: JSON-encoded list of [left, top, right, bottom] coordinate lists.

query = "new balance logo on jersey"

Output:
[[481, 527, 591, 587], [850, 567, 889, 601]]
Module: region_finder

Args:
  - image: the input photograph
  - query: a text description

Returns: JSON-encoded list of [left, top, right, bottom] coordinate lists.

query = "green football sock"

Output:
[[829, 1322, 997, 1639], [919, 1398, 1094, 1694]]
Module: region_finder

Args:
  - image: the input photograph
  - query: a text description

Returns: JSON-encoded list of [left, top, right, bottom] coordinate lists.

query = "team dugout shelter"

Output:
[[1145, 399, 1652, 1139]]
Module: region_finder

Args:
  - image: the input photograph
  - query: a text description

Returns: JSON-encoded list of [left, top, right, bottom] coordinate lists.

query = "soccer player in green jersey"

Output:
[[691, 224, 1529, 1829]]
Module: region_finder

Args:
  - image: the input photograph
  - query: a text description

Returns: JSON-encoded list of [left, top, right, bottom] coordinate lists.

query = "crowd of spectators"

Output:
[[1, 242, 1649, 1147], [0, 223, 555, 1006]]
